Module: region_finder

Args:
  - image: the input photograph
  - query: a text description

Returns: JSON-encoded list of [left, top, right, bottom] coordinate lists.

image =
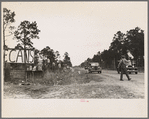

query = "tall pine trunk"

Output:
[[3, 18, 5, 81]]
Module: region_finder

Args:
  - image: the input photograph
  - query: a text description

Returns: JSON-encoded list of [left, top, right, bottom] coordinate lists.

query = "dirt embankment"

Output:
[[3, 67, 144, 99]]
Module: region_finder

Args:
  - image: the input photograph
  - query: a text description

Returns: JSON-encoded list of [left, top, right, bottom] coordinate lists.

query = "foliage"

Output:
[[40, 46, 56, 63], [55, 51, 60, 61], [3, 8, 15, 30], [92, 54, 100, 62], [14, 43, 23, 49], [63, 52, 72, 67], [3, 8, 16, 43], [81, 27, 144, 68], [3, 8, 16, 81], [14, 20, 40, 48], [125, 27, 144, 59]]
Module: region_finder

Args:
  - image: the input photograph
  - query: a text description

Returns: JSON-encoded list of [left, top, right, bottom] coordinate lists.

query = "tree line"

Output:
[[81, 27, 144, 69], [3, 8, 72, 79]]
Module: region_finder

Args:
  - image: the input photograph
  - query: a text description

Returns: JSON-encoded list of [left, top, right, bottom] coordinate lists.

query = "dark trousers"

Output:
[[120, 68, 130, 80]]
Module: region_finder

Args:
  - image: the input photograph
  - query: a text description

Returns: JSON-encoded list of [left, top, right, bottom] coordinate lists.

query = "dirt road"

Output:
[[4, 68, 145, 99]]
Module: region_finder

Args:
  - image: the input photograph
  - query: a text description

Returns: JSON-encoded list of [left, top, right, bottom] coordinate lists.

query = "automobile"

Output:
[[126, 65, 138, 74], [117, 60, 138, 74], [88, 62, 102, 73]]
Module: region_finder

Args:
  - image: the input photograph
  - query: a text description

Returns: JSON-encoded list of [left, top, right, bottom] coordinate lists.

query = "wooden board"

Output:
[[10, 70, 25, 79]]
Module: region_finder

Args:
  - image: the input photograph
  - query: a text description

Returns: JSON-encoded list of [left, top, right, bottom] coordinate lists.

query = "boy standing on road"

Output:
[[118, 55, 131, 81]]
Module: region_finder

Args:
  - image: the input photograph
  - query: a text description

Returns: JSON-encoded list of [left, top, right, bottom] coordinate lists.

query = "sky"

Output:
[[2, 2, 147, 66]]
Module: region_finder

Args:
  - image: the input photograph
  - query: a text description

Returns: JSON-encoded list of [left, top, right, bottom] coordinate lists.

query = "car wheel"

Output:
[[135, 72, 138, 74], [100, 71, 102, 73], [129, 72, 131, 74]]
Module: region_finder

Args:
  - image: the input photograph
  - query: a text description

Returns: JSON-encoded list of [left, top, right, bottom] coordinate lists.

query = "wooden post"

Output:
[[24, 44, 27, 82]]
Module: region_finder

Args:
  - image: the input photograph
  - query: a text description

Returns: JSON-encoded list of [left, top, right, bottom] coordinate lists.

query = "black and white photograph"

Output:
[[1, 1, 148, 117]]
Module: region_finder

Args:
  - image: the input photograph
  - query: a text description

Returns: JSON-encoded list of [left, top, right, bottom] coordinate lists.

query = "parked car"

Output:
[[88, 62, 102, 73], [126, 65, 138, 74], [117, 60, 138, 74]]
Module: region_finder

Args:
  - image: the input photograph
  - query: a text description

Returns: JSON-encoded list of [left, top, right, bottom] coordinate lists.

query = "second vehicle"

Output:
[[88, 62, 102, 73]]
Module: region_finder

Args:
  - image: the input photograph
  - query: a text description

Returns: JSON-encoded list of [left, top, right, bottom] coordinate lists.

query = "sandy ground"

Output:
[[3, 68, 145, 99]]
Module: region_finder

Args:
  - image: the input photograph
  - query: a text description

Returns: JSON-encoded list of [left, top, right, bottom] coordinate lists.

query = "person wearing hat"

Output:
[[117, 55, 131, 81]]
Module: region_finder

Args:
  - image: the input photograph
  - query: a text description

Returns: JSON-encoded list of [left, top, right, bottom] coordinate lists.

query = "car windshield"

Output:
[[90, 63, 99, 66]]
